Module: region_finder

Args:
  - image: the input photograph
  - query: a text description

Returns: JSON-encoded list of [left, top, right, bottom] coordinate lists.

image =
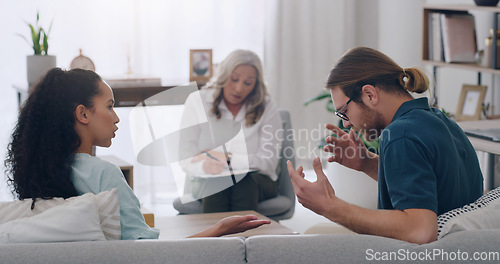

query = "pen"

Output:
[[202, 151, 221, 162]]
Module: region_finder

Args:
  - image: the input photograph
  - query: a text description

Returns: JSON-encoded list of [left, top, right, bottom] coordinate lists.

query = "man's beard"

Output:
[[355, 107, 385, 142]]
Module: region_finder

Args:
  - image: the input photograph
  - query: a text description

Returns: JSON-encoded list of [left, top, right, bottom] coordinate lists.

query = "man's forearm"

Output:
[[362, 153, 379, 181], [324, 199, 437, 244]]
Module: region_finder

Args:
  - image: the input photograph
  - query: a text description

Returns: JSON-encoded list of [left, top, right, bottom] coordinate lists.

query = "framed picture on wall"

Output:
[[189, 49, 213, 84], [456, 84, 487, 121]]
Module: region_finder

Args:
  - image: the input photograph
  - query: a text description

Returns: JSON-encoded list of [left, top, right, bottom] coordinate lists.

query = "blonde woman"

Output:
[[181, 50, 283, 213]]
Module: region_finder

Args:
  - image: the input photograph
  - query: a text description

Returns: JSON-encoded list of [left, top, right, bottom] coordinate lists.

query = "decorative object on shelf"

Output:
[[425, 10, 477, 63], [189, 49, 213, 84], [475, 49, 485, 66], [484, 29, 500, 68], [423, 5, 500, 111], [440, 12, 477, 63], [27, 55, 56, 89], [473, 0, 500, 7], [456, 84, 487, 121], [103, 76, 161, 88], [70, 49, 95, 71], [18, 11, 56, 90], [427, 11, 444, 62]]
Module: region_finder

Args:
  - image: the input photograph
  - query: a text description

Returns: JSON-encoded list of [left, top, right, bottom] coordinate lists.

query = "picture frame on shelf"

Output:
[[456, 84, 487, 121], [189, 49, 213, 84]]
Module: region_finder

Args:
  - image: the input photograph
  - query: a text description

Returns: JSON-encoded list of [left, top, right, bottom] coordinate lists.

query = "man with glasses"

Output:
[[287, 47, 483, 244]]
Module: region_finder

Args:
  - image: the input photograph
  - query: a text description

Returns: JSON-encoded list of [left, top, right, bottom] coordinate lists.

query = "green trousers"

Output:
[[201, 172, 279, 213]]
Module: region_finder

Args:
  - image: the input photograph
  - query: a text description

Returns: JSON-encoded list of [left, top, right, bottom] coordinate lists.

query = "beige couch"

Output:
[[1, 230, 500, 264]]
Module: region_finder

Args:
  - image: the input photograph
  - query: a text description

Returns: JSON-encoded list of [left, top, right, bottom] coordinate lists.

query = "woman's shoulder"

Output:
[[71, 154, 125, 193], [263, 95, 278, 111], [264, 94, 275, 104], [73, 153, 121, 174], [201, 88, 216, 102]]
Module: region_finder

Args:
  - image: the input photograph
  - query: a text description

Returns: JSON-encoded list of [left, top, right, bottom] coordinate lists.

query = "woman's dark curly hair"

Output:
[[5, 68, 102, 201]]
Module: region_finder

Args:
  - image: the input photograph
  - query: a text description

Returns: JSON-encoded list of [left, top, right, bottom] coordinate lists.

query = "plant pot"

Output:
[[27, 55, 56, 90], [326, 162, 378, 209]]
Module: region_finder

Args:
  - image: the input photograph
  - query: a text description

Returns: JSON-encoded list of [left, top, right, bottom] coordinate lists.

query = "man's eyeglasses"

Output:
[[335, 98, 352, 122]]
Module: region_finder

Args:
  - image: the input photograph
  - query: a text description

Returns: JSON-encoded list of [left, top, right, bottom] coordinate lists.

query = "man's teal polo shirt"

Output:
[[378, 97, 483, 215]]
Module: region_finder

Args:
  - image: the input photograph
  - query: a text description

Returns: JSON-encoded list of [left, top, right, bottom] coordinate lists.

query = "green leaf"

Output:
[[42, 30, 48, 55], [29, 24, 41, 54], [326, 99, 335, 113]]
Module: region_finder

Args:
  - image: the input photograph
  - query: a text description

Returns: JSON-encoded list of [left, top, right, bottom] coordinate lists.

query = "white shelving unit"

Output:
[[422, 4, 500, 107]]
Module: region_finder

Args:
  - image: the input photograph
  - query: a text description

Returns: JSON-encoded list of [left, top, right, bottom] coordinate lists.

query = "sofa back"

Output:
[[246, 231, 500, 263], [0, 237, 246, 264], [2, 231, 500, 264]]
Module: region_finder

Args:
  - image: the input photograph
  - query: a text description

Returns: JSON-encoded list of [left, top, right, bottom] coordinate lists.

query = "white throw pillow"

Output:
[[0, 189, 121, 240], [93, 188, 121, 240], [437, 187, 500, 239], [0, 193, 105, 243]]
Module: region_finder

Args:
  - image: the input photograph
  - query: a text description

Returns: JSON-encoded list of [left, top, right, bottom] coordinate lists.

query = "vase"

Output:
[[27, 55, 56, 91], [326, 162, 378, 209]]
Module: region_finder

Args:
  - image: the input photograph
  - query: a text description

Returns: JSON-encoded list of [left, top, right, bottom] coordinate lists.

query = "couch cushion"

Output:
[[246, 234, 412, 264], [0, 189, 121, 240], [246, 231, 500, 264], [437, 187, 500, 239], [0, 237, 247, 264], [0, 193, 105, 243]]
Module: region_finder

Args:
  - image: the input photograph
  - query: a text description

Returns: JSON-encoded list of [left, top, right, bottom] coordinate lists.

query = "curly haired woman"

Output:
[[5, 68, 269, 240]]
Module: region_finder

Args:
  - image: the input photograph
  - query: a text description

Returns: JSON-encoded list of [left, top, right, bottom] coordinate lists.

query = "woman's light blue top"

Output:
[[71, 153, 159, 240]]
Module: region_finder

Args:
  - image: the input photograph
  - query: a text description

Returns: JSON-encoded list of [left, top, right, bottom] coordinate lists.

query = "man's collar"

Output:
[[391, 97, 430, 122]]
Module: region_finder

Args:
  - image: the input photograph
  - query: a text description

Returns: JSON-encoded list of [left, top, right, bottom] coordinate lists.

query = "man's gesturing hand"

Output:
[[323, 124, 376, 174], [287, 157, 337, 217]]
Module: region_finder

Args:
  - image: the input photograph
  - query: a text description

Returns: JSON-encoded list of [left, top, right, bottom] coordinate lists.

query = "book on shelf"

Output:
[[440, 12, 477, 63], [427, 12, 444, 62], [104, 76, 162, 88]]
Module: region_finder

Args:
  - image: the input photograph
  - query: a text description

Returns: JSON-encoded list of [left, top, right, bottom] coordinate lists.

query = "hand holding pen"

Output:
[[191, 150, 227, 174]]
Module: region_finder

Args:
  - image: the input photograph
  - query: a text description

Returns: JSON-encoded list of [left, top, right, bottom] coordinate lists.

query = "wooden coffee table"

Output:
[[156, 210, 296, 239]]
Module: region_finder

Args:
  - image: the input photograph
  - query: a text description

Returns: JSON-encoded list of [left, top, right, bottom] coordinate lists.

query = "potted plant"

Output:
[[18, 12, 56, 89], [304, 90, 379, 209]]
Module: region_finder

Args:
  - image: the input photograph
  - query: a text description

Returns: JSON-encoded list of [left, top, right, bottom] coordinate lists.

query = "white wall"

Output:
[[373, 0, 500, 116], [378, 0, 425, 67], [354, 0, 380, 49], [0, 0, 139, 200], [0, 0, 266, 201]]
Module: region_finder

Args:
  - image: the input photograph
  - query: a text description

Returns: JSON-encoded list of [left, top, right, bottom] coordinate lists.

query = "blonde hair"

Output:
[[206, 49, 268, 126], [326, 47, 429, 101]]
